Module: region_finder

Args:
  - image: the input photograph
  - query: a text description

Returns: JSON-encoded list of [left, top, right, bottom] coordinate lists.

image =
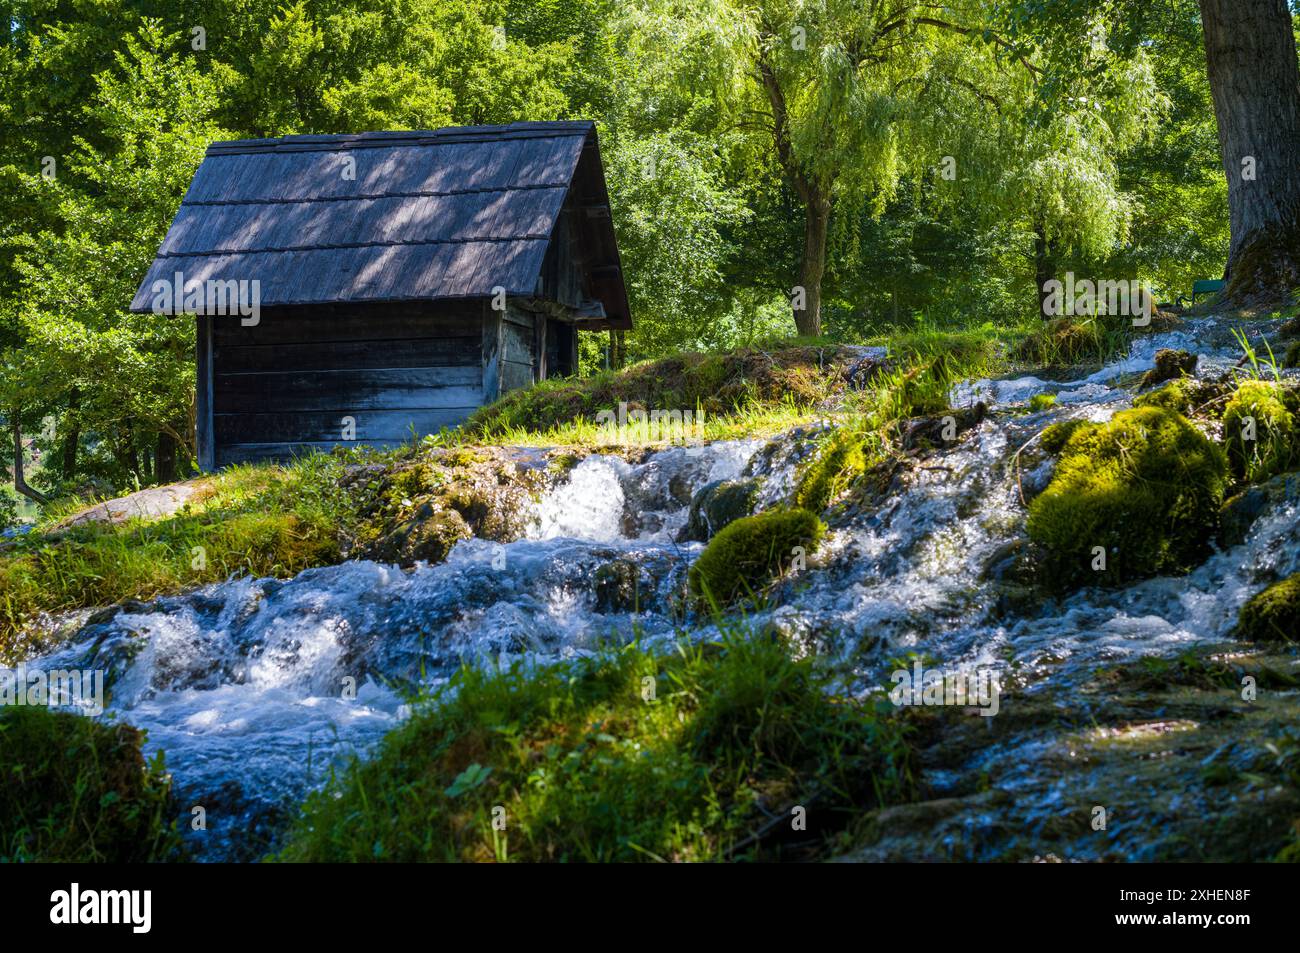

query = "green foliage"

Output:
[[0, 0, 1241, 503], [277, 635, 915, 861], [1222, 381, 1298, 484], [0, 706, 181, 862], [0, 488, 17, 533], [1027, 406, 1229, 587], [689, 508, 824, 606], [1236, 574, 1300, 643]]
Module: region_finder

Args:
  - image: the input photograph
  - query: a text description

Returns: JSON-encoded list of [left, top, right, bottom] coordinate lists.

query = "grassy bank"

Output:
[[0, 456, 358, 661], [277, 633, 916, 862], [0, 705, 182, 862]]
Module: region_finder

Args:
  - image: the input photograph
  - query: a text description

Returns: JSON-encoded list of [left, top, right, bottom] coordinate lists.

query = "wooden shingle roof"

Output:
[[129, 121, 631, 329]]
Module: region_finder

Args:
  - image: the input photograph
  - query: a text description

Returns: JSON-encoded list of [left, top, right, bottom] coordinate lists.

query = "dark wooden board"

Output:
[[501, 318, 535, 366], [212, 308, 479, 347], [215, 408, 474, 444], [215, 335, 480, 373], [501, 360, 535, 393], [213, 366, 481, 413]]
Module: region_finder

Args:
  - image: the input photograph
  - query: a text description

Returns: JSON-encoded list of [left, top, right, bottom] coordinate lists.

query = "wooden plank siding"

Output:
[[211, 305, 487, 466]]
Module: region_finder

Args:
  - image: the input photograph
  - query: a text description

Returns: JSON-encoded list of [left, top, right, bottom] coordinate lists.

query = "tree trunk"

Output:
[[1034, 226, 1058, 320], [156, 429, 178, 484], [60, 388, 80, 480], [795, 194, 830, 337], [609, 330, 626, 370], [1200, 0, 1300, 304], [11, 414, 49, 506]]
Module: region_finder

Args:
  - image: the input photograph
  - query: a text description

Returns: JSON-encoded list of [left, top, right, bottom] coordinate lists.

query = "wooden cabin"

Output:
[[129, 121, 631, 469]]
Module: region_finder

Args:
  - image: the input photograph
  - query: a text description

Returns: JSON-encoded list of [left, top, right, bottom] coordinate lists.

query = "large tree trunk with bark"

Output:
[[796, 195, 830, 337], [1200, 0, 1300, 304]]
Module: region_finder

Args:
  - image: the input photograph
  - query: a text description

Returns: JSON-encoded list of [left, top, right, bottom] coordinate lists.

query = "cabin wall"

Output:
[[207, 302, 485, 467], [539, 204, 588, 309]]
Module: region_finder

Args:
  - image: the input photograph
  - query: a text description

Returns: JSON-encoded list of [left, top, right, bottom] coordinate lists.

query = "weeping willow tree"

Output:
[[934, 14, 1165, 318], [618, 0, 1161, 334]]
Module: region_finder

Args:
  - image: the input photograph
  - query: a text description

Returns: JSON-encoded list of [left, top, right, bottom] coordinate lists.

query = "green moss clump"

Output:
[[1028, 393, 1057, 412], [1027, 406, 1228, 588], [1222, 380, 1297, 483], [1134, 378, 1193, 414], [0, 707, 181, 861], [795, 428, 870, 512], [1038, 418, 1089, 454], [276, 636, 915, 862], [1283, 340, 1300, 369], [1236, 575, 1300, 642], [689, 509, 824, 605]]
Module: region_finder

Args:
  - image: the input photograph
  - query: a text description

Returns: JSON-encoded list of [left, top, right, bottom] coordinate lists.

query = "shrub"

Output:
[[689, 508, 824, 606], [0, 706, 181, 861], [1027, 406, 1228, 588]]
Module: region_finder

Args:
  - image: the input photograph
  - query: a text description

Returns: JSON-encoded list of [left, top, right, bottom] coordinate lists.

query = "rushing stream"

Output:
[[25, 315, 1300, 860]]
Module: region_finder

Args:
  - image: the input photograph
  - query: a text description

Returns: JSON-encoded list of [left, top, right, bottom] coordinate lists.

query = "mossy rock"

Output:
[[795, 428, 870, 512], [1027, 406, 1228, 588], [897, 402, 986, 452], [689, 508, 824, 606], [1285, 340, 1300, 369], [366, 503, 472, 567], [593, 558, 641, 612], [1133, 378, 1193, 414], [1137, 348, 1197, 391], [680, 478, 761, 542], [1038, 418, 1089, 454], [1236, 574, 1300, 642], [1219, 470, 1300, 547], [1222, 380, 1297, 483]]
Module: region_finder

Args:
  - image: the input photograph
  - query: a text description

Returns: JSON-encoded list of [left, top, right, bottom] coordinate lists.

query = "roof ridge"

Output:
[[181, 183, 568, 207], [206, 121, 596, 156], [155, 235, 552, 258]]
